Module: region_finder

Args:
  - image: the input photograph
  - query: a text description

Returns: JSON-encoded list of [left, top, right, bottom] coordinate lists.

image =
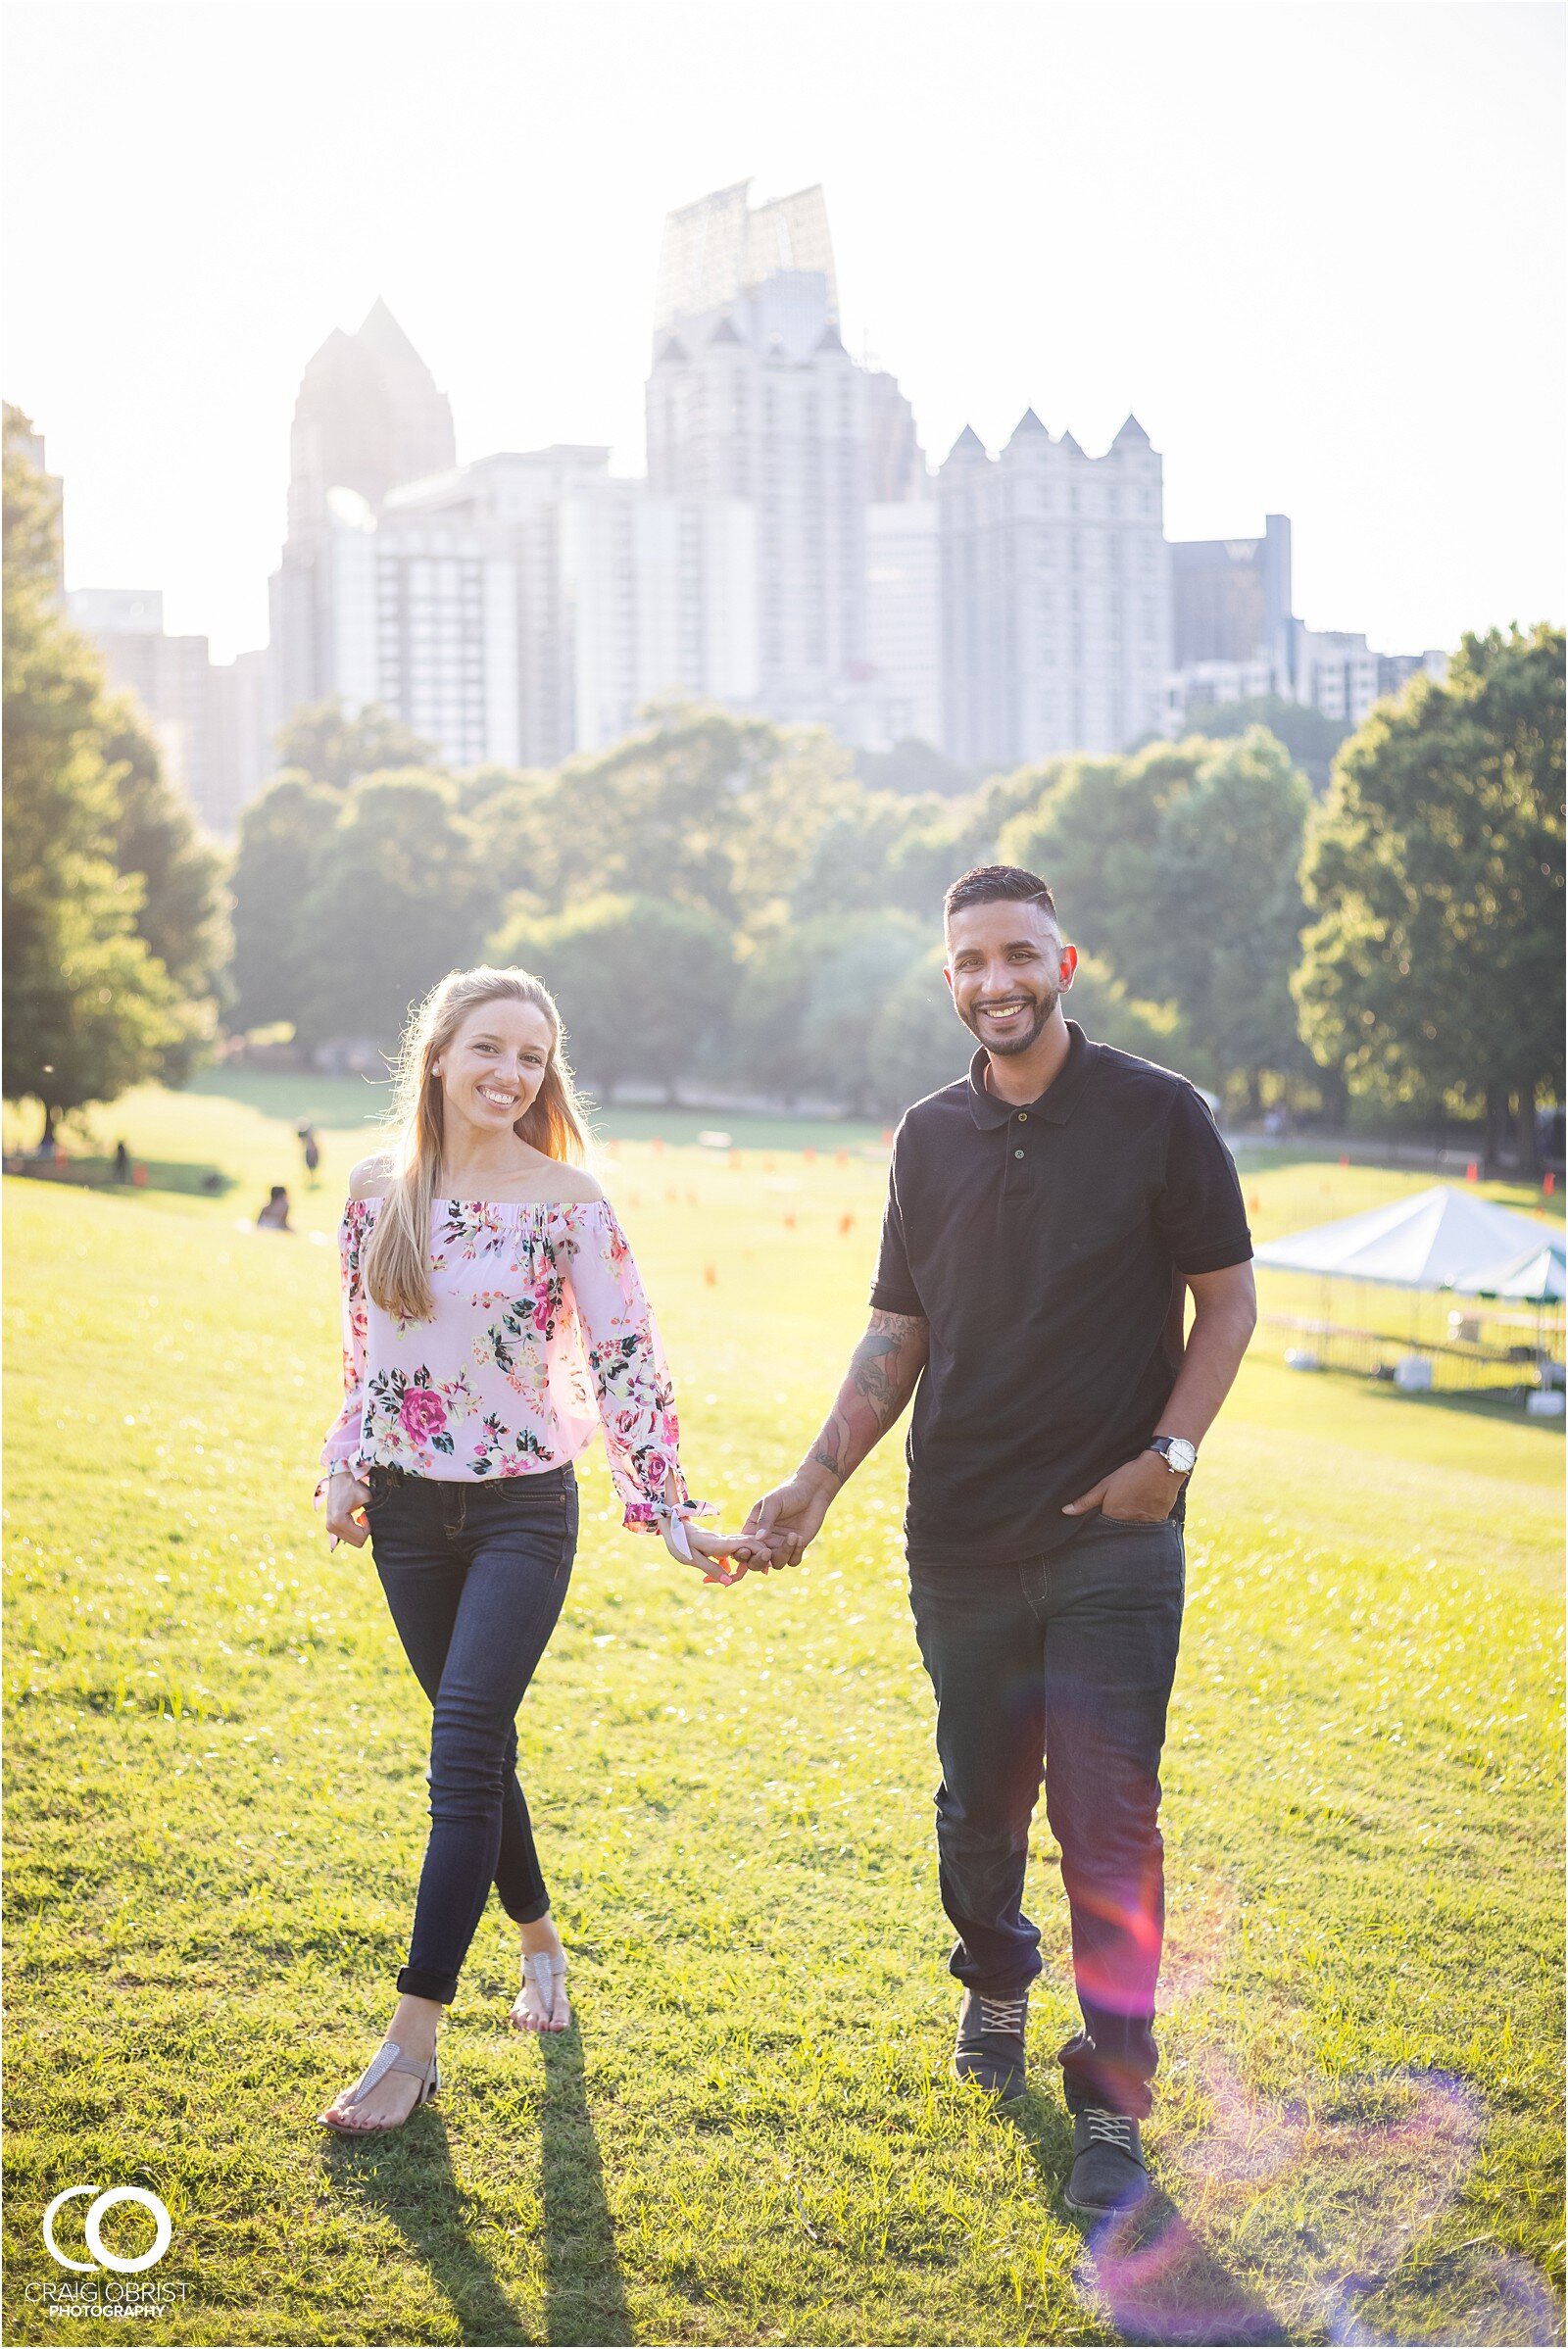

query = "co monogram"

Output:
[[42, 2185, 172, 2274]]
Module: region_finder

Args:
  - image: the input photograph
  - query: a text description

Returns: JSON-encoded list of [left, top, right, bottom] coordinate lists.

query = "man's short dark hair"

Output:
[[943, 864, 1057, 926]]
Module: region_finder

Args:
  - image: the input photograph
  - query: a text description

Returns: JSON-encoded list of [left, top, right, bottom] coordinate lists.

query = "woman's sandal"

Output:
[[320, 2040, 439, 2132], [510, 1949, 569, 2032]]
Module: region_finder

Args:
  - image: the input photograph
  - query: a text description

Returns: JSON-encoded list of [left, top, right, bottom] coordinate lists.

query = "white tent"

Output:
[[1253, 1184, 1556, 1293], [1453, 1234, 1567, 1304]]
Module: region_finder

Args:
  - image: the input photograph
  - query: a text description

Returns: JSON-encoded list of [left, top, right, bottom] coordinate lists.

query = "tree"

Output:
[[1003, 731, 1311, 1106], [295, 771, 499, 1050], [456, 766, 562, 906], [99, 695, 230, 1081], [867, 944, 972, 1114], [1155, 733, 1312, 1107], [3, 409, 185, 1135], [854, 738, 974, 799], [731, 920, 834, 1101], [272, 699, 440, 790], [1295, 624, 1565, 1167], [732, 911, 926, 1108], [1178, 696, 1350, 791], [493, 894, 734, 1100], [229, 771, 341, 1033], [543, 706, 849, 925], [800, 912, 927, 1112], [790, 798, 941, 918]]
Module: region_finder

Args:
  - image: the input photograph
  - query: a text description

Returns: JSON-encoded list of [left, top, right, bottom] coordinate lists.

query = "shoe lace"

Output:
[[1083, 2108, 1136, 2151], [977, 1994, 1028, 2034]]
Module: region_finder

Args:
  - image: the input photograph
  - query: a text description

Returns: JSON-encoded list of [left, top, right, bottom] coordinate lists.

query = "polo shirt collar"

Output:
[[966, 1020, 1098, 1128]]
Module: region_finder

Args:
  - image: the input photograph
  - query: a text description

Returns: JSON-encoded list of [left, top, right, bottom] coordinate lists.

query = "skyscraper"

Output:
[[1170, 515, 1294, 679], [646, 181, 869, 731], [70, 587, 218, 821], [271, 441, 756, 773], [286, 298, 456, 536], [939, 412, 1171, 767], [273, 301, 460, 731], [654, 181, 838, 333]]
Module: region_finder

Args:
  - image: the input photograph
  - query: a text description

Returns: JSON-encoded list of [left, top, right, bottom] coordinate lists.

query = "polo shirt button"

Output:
[[1014, 1149, 1025, 1159], [1018, 1112, 1028, 1121]]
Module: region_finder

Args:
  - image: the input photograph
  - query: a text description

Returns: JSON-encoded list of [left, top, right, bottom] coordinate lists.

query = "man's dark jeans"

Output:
[[907, 1511, 1185, 2119], [366, 1462, 578, 2004]]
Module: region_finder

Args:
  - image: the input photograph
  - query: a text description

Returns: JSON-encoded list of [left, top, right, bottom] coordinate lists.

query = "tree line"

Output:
[[3, 407, 229, 1143], [4, 415, 1562, 1160]]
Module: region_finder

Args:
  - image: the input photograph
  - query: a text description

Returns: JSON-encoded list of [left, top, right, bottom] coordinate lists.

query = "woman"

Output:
[[317, 965, 758, 2133]]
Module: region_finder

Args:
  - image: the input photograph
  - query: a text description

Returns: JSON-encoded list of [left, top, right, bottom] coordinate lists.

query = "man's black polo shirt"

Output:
[[870, 1022, 1252, 1569]]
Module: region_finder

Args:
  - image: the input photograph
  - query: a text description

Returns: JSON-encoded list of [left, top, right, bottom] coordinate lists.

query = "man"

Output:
[[744, 865, 1256, 2216]]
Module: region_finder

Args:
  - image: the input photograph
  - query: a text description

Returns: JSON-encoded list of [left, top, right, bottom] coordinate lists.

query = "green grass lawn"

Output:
[[3, 1084, 1562, 2347]]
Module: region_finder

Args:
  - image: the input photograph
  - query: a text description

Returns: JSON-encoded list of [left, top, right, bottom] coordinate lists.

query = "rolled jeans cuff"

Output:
[[396, 1963, 459, 2005]]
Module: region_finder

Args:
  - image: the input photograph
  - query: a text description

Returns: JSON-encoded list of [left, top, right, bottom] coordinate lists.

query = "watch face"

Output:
[[1166, 1440, 1197, 1475]]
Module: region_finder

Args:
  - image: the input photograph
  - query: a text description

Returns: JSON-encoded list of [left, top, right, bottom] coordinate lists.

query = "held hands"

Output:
[[1063, 1449, 1184, 1523], [658, 1462, 837, 1586], [739, 1464, 837, 1572], [660, 1515, 772, 1586], [655, 1466, 772, 1588]]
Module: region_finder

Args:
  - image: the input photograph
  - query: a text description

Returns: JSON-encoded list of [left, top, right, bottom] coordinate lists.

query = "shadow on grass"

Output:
[[320, 2022, 632, 2347], [3, 1156, 234, 1199], [1004, 2092, 1291, 2348], [324, 2109, 527, 2347], [540, 2022, 634, 2347]]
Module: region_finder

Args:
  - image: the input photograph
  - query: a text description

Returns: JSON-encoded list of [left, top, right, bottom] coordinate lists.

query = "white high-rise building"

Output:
[[939, 411, 1171, 766], [71, 587, 215, 809], [272, 445, 756, 771], [69, 587, 272, 836], [864, 497, 943, 750], [646, 180, 869, 732], [1291, 628, 1447, 728], [210, 649, 273, 833]]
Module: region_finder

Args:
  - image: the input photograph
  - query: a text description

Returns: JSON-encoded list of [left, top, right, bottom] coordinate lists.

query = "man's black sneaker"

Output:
[[1065, 2106, 1151, 2214], [953, 1986, 1029, 2100]]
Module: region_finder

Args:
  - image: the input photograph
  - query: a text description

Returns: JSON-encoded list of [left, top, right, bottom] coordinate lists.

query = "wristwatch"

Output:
[[1147, 1436, 1198, 1477]]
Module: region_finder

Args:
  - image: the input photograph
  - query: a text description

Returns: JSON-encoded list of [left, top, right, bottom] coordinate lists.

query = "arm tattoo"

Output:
[[808, 1309, 928, 1484]]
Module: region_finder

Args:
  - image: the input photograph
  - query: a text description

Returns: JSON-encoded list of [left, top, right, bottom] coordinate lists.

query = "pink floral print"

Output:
[[319, 1198, 703, 1531]]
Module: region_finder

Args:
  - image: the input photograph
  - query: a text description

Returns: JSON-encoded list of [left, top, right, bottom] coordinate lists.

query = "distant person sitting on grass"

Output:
[[257, 1185, 292, 1230], [315, 964, 765, 2136], [740, 866, 1257, 2219]]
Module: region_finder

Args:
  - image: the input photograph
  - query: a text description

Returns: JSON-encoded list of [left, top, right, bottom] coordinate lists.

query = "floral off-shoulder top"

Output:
[[319, 1196, 703, 1531]]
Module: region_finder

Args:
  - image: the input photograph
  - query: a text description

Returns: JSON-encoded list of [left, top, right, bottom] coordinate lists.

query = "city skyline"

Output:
[[4, 0, 1562, 665]]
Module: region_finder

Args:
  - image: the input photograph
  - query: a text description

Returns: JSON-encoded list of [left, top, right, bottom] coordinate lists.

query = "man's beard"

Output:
[[957, 984, 1058, 1056]]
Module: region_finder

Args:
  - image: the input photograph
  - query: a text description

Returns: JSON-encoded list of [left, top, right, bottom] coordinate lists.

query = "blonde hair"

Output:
[[365, 965, 592, 1321]]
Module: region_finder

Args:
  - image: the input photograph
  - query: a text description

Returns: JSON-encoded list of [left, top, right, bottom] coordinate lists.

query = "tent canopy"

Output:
[[1253, 1184, 1557, 1293], [1452, 1234, 1566, 1304]]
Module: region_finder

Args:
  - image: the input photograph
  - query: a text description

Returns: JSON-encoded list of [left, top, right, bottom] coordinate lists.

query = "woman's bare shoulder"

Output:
[[348, 1153, 395, 1199], [548, 1162, 607, 1205]]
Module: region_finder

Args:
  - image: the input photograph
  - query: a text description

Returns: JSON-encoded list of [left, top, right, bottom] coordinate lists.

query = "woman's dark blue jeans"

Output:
[[366, 1461, 578, 2005], [907, 1510, 1185, 2119]]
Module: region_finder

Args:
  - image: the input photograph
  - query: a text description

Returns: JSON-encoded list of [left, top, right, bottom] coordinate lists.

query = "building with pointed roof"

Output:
[[286, 299, 455, 536], [938, 412, 1171, 764]]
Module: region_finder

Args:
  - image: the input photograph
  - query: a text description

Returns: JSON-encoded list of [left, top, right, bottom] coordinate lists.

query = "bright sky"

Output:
[[4, 0, 1563, 662]]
